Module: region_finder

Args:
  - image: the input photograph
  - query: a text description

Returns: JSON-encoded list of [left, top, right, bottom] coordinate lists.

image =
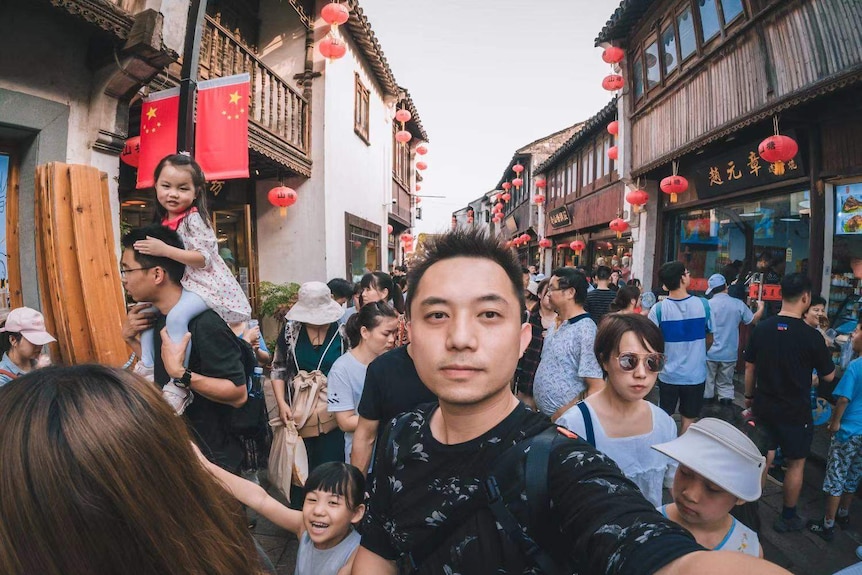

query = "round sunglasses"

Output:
[[616, 352, 666, 373]]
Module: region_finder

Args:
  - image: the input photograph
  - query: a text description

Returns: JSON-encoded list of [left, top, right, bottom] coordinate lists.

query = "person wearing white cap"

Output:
[[653, 418, 766, 557], [704, 273, 764, 407], [0, 307, 56, 385], [271, 281, 347, 506]]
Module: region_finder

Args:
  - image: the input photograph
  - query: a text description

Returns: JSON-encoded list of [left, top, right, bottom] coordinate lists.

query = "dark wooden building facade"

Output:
[[599, 0, 862, 325]]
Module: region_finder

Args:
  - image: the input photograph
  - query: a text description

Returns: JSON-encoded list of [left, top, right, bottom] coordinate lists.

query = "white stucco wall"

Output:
[[321, 27, 393, 281]]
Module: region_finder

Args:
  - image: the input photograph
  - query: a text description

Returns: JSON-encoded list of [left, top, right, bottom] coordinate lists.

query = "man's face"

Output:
[[547, 275, 571, 312], [852, 323, 862, 354], [120, 248, 155, 303], [407, 257, 531, 407], [680, 269, 691, 289]]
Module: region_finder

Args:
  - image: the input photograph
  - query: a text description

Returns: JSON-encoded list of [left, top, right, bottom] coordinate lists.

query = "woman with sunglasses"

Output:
[[556, 313, 677, 507]]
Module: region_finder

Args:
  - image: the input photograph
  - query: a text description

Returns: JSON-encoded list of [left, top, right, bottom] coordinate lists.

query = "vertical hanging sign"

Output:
[[194, 73, 250, 180], [136, 87, 180, 189]]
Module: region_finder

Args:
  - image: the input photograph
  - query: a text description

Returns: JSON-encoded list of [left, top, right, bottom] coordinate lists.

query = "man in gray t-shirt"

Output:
[[533, 267, 604, 418]]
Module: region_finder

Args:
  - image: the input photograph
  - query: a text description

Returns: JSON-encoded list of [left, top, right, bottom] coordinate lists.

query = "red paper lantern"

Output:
[[607, 121, 619, 136], [758, 134, 799, 176], [607, 146, 618, 160], [501, 192, 511, 202], [400, 232, 413, 243], [512, 177, 523, 189], [352, 240, 362, 248], [609, 217, 629, 239], [535, 178, 547, 189], [502, 182, 512, 191], [415, 184, 422, 192], [268, 186, 297, 216], [513, 163, 524, 175], [467, 216, 474, 224], [416, 161, 428, 171], [319, 35, 346, 60], [602, 46, 625, 64], [519, 233, 530, 243], [570, 240, 586, 255], [414, 196, 422, 204], [625, 188, 649, 212], [395, 109, 412, 124], [321, 1, 349, 26], [539, 238, 552, 249], [493, 202, 504, 212], [493, 214, 502, 223], [602, 74, 624, 91], [395, 130, 412, 144], [660, 175, 688, 204], [416, 144, 428, 155], [533, 194, 546, 205], [387, 224, 393, 234], [120, 136, 140, 167]]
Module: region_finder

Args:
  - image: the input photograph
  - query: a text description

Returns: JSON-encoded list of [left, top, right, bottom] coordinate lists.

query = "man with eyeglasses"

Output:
[[648, 261, 713, 433], [533, 267, 605, 418], [120, 225, 248, 472]]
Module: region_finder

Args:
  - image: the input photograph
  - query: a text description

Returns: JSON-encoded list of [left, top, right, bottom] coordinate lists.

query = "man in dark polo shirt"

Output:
[[745, 272, 835, 533], [120, 225, 247, 471]]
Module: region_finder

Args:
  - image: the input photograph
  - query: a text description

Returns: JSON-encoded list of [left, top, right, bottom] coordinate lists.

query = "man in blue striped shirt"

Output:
[[648, 262, 713, 433]]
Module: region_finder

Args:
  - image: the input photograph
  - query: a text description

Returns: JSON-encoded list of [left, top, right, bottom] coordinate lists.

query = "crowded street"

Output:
[[1, 0, 862, 574]]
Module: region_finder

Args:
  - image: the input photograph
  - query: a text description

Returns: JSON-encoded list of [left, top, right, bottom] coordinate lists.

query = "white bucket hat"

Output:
[[284, 282, 344, 325], [652, 418, 765, 502]]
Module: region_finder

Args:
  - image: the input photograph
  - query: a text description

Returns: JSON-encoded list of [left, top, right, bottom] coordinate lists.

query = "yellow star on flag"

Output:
[[146, 107, 157, 120], [228, 91, 241, 105]]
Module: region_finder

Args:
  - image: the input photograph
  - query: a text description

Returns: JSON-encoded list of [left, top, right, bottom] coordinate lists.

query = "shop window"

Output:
[[668, 191, 811, 292], [661, 23, 679, 75], [645, 41, 661, 89], [354, 74, 370, 144], [632, 56, 644, 100], [720, 0, 745, 24], [698, 0, 722, 43], [600, 138, 610, 178], [831, 184, 862, 330], [677, 7, 697, 61], [567, 157, 577, 196], [348, 222, 380, 281]]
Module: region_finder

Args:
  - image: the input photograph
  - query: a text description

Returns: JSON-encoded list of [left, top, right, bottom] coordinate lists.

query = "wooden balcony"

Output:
[[390, 180, 412, 226], [200, 15, 311, 177]]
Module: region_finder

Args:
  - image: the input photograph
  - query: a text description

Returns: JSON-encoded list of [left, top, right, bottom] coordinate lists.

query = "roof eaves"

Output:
[[536, 97, 619, 174], [398, 87, 429, 142], [594, 0, 658, 46], [344, 0, 399, 98]]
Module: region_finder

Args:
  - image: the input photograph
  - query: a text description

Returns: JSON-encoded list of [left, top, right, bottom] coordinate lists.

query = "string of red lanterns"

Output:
[[319, 2, 348, 60]]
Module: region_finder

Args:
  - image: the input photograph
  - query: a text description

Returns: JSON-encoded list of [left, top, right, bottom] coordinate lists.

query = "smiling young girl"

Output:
[[200, 456, 366, 575], [134, 154, 250, 411]]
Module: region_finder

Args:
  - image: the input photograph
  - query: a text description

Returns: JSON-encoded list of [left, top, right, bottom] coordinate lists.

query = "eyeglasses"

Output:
[[120, 266, 155, 278], [546, 286, 569, 293], [616, 352, 666, 373]]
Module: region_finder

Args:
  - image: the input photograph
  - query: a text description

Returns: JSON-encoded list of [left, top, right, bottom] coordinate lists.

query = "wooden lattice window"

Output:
[[354, 74, 370, 144]]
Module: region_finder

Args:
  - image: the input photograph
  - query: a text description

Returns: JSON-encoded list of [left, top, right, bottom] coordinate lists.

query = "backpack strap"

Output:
[[655, 300, 662, 324], [699, 296, 712, 331], [576, 401, 596, 447], [0, 368, 18, 380]]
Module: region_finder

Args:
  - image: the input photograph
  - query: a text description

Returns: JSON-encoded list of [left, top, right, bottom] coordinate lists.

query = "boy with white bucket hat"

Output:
[[653, 417, 766, 557]]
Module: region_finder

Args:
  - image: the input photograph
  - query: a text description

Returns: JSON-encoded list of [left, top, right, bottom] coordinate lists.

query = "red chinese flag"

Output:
[[136, 87, 180, 189], [195, 73, 250, 180]]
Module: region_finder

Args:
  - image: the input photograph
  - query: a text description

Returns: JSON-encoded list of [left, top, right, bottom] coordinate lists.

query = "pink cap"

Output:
[[0, 307, 57, 346]]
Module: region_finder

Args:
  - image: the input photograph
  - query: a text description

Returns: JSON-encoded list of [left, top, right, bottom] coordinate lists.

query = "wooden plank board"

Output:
[[34, 165, 61, 362], [44, 163, 93, 364], [67, 165, 128, 366]]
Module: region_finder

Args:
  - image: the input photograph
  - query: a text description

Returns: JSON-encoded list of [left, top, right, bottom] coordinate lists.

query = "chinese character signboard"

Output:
[[548, 206, 571, 229], [836, 183, 862, 235], [692, 134, 805, 199]]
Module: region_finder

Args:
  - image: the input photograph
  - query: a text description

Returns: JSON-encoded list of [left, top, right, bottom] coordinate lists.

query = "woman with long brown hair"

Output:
[[0, 364, 265, 575]]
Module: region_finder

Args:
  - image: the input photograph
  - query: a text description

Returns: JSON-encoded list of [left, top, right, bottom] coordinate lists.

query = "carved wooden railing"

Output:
[[200, 15, 309, 157]]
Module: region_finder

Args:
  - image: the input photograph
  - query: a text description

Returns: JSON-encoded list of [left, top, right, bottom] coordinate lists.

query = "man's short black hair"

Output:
[[327, 278, 355, 300], [121, 225, 186, 284], [595, 266, 612, 281], [720, 264, 739, 285], [405, 229, 525, 319], [658, 261, 687, 292], [551, 267, 589, 304], [780, 272, 812, 302]]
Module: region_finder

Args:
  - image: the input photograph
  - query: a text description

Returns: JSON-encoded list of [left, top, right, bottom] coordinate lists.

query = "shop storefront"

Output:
[[120, 179, 260, 312], [659, 135, 811, 295], [345, 213, 381, 282], [827, 182, 862, 333]]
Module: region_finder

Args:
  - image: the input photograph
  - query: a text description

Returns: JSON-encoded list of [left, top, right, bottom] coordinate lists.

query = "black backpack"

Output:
[[384, 414, 573, 575], [229, 339, 267, 435]]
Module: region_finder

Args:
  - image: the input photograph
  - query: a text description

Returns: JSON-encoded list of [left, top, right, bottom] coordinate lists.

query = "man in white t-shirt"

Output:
[[648, 261, 713, 433], [704, 273, 764, 407]]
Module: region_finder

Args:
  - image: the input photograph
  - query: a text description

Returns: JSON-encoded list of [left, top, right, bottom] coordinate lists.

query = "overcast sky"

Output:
[[360, 0, 620, 234]]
